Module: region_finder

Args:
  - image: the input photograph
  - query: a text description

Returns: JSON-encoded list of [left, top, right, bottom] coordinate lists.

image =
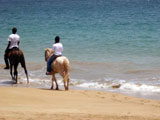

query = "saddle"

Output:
[[50, 55, 62, 65], [53, 55, 62, 62], [55, 55, 62, 59], [51, 55, 62, 72], [8, 47, 21, 57]]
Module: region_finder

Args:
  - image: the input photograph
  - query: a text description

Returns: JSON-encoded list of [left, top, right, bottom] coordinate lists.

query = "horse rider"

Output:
[[46, 36, 63, 75], [4, 27, 20, 69]]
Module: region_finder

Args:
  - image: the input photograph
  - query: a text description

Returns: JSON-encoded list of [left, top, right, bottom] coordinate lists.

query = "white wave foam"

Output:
[[20, 77, 65, 88], [5, 77, 160, 94], [77, 82, 109, 89], [120, 83, 160, 93], [71, 78, 160, 93]]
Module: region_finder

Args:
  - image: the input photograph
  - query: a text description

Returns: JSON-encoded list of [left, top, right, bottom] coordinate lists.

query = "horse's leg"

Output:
[[64, 74, 69, 90], [14, 64, 18, 84], [59, 71, 68, 90], [54, 77, 59, 90], [10, 64, 14, 80], [66, 75, 70, 90], [51, 75, 54, 90], [51, 74, 59, 90], [61, 71, 70, 90]]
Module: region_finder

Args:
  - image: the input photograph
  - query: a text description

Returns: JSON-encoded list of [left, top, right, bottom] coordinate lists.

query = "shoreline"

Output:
[[0, 87, 160, 120], [1, 62, 160, 101]]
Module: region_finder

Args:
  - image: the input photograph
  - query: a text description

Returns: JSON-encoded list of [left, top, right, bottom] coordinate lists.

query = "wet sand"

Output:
[[0, 87, 160, 120]]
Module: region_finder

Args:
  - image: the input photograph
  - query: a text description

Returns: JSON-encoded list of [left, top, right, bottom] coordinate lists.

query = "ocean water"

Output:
[[0, 0, 160, 100]]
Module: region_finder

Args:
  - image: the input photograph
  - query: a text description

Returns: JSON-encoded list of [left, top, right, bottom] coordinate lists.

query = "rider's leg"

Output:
[[46, 54, 56, 74], [4, 49, 11, 69]]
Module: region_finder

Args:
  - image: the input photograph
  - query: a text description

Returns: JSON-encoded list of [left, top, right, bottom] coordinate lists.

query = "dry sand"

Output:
[[0, 87, 160, 120]]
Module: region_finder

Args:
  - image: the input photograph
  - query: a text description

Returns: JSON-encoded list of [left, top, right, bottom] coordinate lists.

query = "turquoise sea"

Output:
[[0, 0, 160, 100]]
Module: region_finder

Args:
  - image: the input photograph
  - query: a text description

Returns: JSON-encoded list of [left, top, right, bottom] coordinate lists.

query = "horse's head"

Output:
[[44, 48, 53, 61]]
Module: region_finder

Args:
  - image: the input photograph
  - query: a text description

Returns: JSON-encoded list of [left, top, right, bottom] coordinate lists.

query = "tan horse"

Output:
[[44, 48, 70, 90]]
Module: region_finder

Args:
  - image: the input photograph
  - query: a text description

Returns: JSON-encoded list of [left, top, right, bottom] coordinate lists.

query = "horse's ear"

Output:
[[44, 48, 48, 51]]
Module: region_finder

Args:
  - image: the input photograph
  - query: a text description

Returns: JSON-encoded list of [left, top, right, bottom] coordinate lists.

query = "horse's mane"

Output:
[[44, 48, 53, 61]]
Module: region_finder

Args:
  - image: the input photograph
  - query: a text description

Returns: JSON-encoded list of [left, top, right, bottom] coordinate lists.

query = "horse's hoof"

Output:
[[19, 81, 23, 84], [50, 87, 53, 90], [56, 87, 59, 90], [65, 87, 69, 90], [15, 80, 19, 84]]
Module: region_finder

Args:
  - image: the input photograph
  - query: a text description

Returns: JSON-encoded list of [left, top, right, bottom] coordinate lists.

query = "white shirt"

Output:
[[8, 34, 20, 49], [52, 43, 63, 55]]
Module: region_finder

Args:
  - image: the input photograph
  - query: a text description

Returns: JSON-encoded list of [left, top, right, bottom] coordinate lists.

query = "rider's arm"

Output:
[[61, 43, 63, 52], [6, 41, 11, 50], [6, 35, 12, 50], [52, 44, 55, 54]]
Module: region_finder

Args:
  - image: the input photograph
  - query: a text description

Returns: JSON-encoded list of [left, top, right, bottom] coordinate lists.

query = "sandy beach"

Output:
[[0, 87, 159, 120]]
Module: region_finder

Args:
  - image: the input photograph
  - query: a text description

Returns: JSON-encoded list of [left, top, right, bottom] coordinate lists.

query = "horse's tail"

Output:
[[63, 58, 70, 89], [20, 53, 26, 68], [20, 53, 29, 83]]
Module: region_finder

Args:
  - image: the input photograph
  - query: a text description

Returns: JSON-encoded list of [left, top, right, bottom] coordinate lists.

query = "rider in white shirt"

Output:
[[8, 33, 20, 49], [52, 42, 63, 56], [4, 27, 20, 69], [46, 36, 63, 75]]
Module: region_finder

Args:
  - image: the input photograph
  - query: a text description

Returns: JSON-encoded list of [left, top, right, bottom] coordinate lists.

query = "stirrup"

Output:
[[46, 72, 52, 75]]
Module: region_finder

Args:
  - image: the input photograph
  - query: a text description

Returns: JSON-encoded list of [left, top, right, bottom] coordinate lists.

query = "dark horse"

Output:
[[8, 48, 29, 84]]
